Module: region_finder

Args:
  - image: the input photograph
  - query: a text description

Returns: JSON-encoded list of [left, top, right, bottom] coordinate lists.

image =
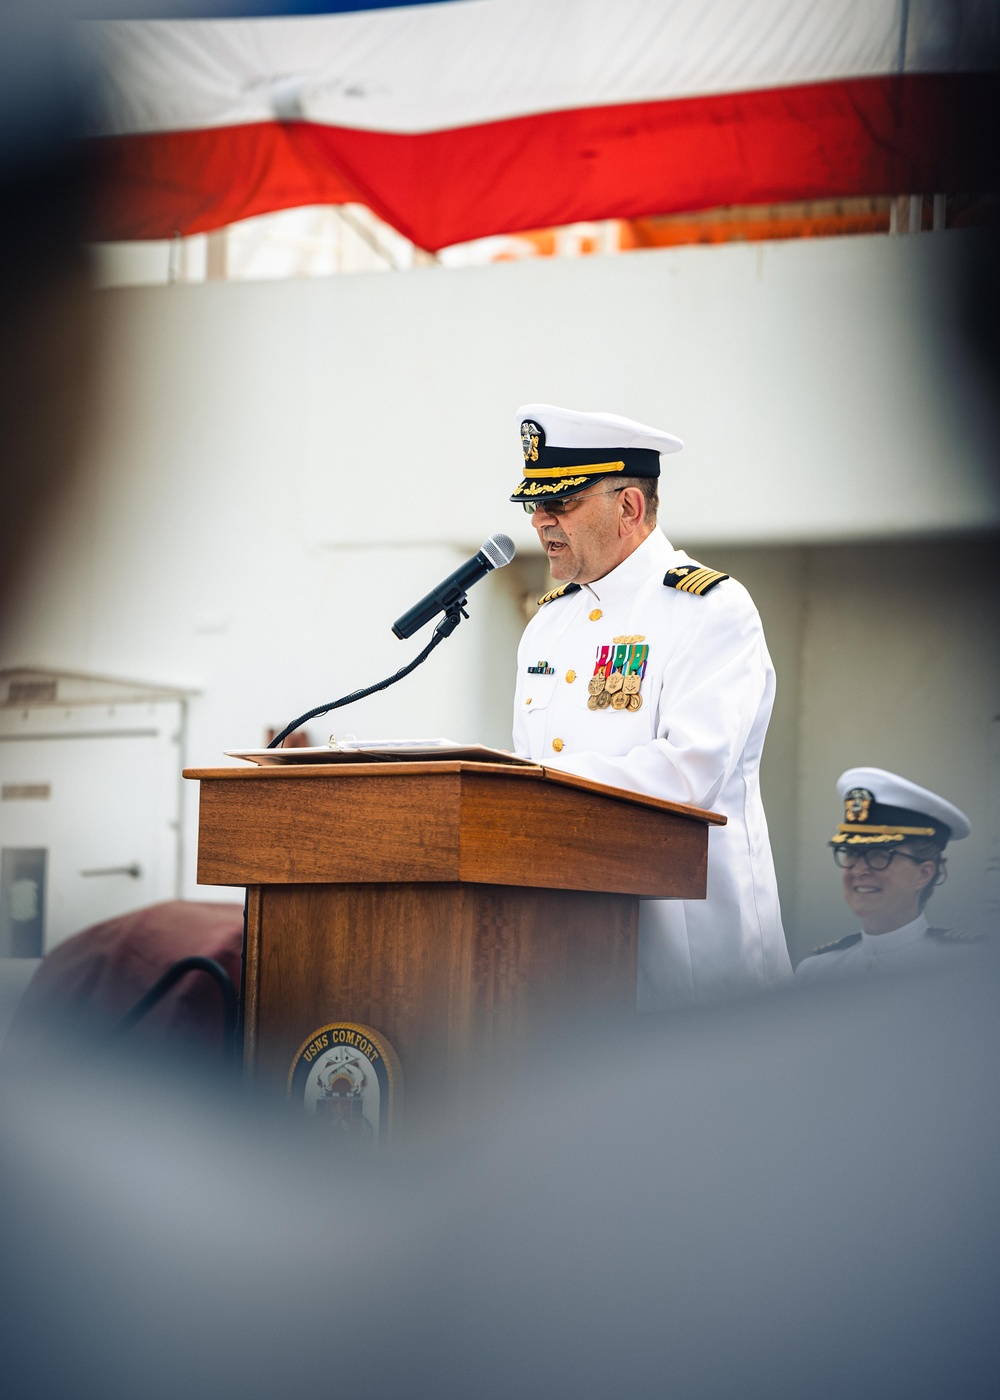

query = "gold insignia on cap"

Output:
[[844, 788, 873, 823], [832, 826, 936, 844], [523, 461, 625, 479], [521, 420, 541, 462], [518, 476, 590, 497]]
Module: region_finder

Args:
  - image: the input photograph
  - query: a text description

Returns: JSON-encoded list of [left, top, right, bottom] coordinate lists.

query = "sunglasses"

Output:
[[520, 487, 626, 517]]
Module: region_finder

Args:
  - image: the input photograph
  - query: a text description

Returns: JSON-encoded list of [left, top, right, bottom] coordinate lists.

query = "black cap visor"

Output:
[[511, 470, 619, 504], [511, 445, 660, 504], [829, 798, 950, 847]]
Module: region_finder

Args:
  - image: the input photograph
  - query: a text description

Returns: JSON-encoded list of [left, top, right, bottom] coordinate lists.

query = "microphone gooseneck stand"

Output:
[[267, 603, 467, 750]]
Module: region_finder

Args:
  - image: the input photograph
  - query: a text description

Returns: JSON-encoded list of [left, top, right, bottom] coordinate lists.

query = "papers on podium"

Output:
[[227, 739, 535, 767]]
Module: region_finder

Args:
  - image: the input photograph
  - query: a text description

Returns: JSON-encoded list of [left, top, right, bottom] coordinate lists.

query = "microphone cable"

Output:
[[266, 604, 464, 750]]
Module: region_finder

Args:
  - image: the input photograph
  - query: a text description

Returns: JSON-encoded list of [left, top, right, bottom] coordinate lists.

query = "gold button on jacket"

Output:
[[552, 737, 564, 752]]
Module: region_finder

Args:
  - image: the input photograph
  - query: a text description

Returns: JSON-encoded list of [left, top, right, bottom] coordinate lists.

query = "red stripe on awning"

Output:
[[92, 72, 1000, 248], [92, 122, 361, 241]]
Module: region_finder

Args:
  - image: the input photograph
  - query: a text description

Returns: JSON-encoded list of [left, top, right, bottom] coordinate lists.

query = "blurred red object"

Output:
[[10, 900, 244, 1051]]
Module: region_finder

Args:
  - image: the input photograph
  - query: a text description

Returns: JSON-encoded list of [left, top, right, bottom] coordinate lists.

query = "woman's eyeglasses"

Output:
[[833, 847, 927, 871]]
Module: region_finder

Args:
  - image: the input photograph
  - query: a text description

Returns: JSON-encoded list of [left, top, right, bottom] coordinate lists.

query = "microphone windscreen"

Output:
[[481, 533, 516, 569]]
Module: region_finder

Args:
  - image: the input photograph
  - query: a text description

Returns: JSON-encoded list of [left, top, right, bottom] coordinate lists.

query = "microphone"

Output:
[[392, 533, 516, 639]]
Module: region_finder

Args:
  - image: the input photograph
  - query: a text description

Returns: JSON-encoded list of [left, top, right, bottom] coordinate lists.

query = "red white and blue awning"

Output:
[[86, 0, 1000, 248]]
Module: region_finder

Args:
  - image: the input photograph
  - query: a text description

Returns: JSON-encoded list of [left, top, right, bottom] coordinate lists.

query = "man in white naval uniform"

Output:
[[796, 767, 979, 982], [510, 404, 791, 1008]]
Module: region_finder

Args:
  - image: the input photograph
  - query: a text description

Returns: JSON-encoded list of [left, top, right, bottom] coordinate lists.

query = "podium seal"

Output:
[[288, 1022, 402, 1141]]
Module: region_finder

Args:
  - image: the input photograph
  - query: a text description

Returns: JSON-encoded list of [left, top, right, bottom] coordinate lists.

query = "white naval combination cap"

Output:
[[511, 403, 683, 505], [831, 766, 972, 848]]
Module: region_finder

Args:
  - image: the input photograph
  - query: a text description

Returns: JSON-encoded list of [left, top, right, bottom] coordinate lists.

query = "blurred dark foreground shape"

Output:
[[2, 946, 999, 1400], [0, 8, 998, 1398], [0, 3, 101, 633]]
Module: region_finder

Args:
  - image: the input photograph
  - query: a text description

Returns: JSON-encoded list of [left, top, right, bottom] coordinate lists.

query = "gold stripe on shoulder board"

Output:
[[927, 927, 983, 944], [537, 582, 582, 607], [664, 564, 731, 596], [677, 568, 715, 593]]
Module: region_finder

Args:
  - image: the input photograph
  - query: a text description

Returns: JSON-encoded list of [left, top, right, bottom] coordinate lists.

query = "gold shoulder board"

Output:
[[537, 582, 582, 607], [926, 927, 983, 944], [663, 564, 731, 596], [810, 932, 862, 957]]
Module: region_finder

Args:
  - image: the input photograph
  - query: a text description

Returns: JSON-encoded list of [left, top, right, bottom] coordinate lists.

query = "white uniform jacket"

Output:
[[795, 914, 981, 981], [512, 527, 790, 1008]]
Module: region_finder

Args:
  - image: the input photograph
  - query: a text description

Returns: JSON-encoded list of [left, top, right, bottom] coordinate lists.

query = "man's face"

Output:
[[839, 843, 939, 934], [530, 486, 633, 583]]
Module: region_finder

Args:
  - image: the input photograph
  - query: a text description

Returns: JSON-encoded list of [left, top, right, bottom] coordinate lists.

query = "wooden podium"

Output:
[[185, 761, 724, 1129]]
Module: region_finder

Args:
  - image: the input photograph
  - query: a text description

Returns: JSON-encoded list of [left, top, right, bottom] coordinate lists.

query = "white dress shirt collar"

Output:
[[859, 912, 929, 952], [582, 527, 675, 605]]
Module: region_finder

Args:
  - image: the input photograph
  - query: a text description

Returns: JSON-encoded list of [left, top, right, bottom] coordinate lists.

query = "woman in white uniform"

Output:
[[796, 767, 975, 981]]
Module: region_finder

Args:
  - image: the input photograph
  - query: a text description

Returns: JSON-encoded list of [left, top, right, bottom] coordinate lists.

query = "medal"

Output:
[[590, 644, 612, 700], [620, 643, 649, 708], [628, 644, 649, 672], [605, 641, 631, 697], [590, 639, 647, 712]]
